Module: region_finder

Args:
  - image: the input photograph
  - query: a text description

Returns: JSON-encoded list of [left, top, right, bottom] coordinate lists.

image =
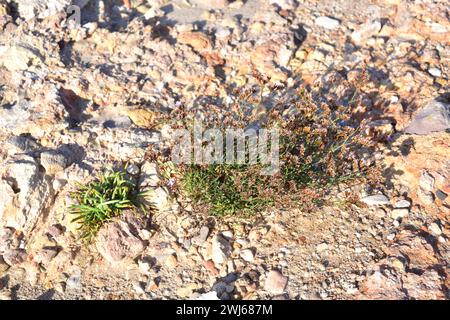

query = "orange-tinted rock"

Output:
[[178, 31, 213, 52]]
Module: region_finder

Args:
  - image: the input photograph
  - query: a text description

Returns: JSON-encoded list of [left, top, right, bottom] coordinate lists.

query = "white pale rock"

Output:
[[0, 44, 43, 72], [417, 189, 435, 205], [428, 67, 442, 77], [264, 270, 288, 295], [211, 234, 232, 265], [315, 16, 340, 29], [391, 208, 409, 220], [66, 272, 82, 290], [239, 249, 255, 262], [126, 164, 140, 176], [14, 0, 83, 21], [428, 222, 442, 236], [0, 155, 52, 234], [139, 162, 162, 188], [221, 230, 234, 240], [419, 171, 435, 192], [143, 187, 171, 212], [394, 199, 411, 208], [362, 194, 390, 206], [316, 243, 329, 252]]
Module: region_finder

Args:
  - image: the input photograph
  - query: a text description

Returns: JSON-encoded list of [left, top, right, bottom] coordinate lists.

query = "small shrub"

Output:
[[149, 82, 380, 217], [70, 168, 144, 241]]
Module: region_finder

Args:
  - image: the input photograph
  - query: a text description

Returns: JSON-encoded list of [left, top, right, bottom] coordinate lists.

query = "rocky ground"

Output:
[[0, 0, 449, 300]]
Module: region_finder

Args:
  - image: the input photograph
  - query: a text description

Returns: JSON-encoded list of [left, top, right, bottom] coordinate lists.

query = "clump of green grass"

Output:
[[70, 169, 144, 241], [181, 163, 275, 216]]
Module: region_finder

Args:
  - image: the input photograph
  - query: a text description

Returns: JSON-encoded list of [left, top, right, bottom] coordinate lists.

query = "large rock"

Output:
[[358, 230, 446, 300], [14, 0, 71, 21], [0, 155, 53, 234], [402, 270, 445, 300], [96, 212, 147, 263], [0, 44, 43, 72], [404, 100, 450, 135], [264, 270, 288, 295], [359, 270, 405, 300], [0, 84, 68, 137], [40, 150, 70, 175]]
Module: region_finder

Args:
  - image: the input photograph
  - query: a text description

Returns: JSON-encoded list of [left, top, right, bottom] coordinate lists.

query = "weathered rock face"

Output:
[[264, 270, 288, 295], [0, 84, 68, 137], [0, 155, 53, 234], [358, 229, 446, 300], [383, 132, 449, 211], [96, 212, 147, 263], [0, 44, 44, 72], [14, 0, 71, 21], [40, 150, 71, 175]]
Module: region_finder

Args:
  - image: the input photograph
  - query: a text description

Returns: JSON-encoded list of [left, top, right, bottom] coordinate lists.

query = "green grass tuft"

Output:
[[70, 168, 145, 241]]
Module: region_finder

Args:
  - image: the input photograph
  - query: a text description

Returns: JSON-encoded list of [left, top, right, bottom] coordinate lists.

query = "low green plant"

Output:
[[181, 163, 275, 216], [70, 168, 144, 241], [154, 83, 380, 217]]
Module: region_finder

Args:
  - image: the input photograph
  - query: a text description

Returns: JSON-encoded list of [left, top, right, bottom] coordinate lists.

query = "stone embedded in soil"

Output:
[[394, 199, 411, 208], [178, 31, 213, 52], [402, 269, 444, 299], [194, 226, 210, 245], [2, 249, 27, 266], [428, 222, 442, 236], [14, 0, 74, 21], [33, 247, 59, 266], [428, 67, 442, 78], [390, 208, 409, 220], [419, 171, 435, 192], [0, 256, 10, 274], [211, 234, 232, 265], [239, 248, 255, 262], [315, 16, 340, 29], [142, 187, 171, 212], [6, 135, 41, 153], [264, 270, 288, 295], [359, 270, 405, 300], [139, 162, 162, 188], [417, 189, 435, 205], [126, 164, 140, 176], [404, 100, 450, 135], [361, 194, 390, 206], [0, 44, 43, 71], [165, 254, 178, 268], [66, 271, 82, 290], [0, 155, 53, 234], [96, 218, 146, 263], [40, 150, 70, 175], [204, 259, 219, 276]]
